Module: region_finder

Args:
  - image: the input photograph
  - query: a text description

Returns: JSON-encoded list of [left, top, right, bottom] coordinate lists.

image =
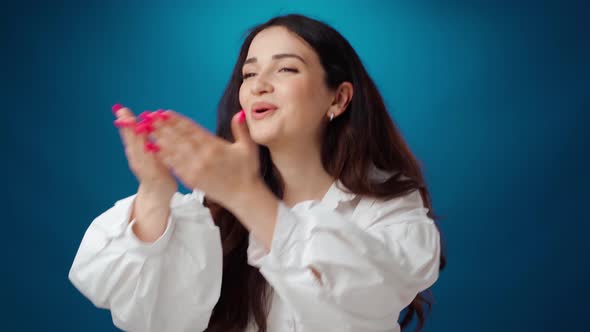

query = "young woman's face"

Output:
[[239, 26, 335, 148]]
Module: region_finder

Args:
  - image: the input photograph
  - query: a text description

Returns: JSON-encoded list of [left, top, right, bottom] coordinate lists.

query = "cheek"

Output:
[[238, 84, 246, 107], [283, 79, 319, 109], [287, 77, 311, 96], [290, 80, 328, 120], [281, 82, 326, 135]]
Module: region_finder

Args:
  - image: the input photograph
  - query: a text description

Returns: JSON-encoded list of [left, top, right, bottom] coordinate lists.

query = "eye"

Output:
[[279, 67, 298, 73], [241, 67, 299, 80]]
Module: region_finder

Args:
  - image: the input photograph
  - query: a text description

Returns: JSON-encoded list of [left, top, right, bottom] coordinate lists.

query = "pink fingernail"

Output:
[[238, 109, 246, 123], [159, 111, 171, 121], [138, 111, 151, 120], [145, 142, 160, 153], [140, 112, 160, 125], [113, 119, 134, 128], [150, 110, 164, 121], [135, 122, 154, 134], [112, 103, 124, 115]]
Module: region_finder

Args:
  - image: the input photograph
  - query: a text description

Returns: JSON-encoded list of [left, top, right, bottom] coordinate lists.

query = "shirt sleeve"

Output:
[[248, 190, 441, 331], [68, 190, 222, 332]]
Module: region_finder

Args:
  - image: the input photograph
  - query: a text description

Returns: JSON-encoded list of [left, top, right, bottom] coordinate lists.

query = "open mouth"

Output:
[[255, 108, 273, 114], [251, 107, 278, 119]]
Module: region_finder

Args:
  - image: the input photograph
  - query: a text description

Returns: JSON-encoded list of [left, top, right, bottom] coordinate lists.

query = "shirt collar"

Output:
[[318, 163, 398, 210], [318, 179, 358, 211]]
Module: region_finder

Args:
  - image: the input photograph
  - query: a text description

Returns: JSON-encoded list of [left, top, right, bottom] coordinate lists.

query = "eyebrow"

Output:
[[243, 53, 306, 66]]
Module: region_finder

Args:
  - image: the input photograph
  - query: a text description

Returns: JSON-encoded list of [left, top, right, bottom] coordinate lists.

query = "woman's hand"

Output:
[[149, 109, 261, 208], [112, 104, 178, 199]]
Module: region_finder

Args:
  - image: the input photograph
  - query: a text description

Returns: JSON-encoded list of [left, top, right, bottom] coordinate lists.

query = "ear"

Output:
[[328, 82, 353, 119]]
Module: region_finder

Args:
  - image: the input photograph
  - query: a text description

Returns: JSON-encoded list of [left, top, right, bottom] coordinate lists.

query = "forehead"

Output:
[[246, 26, 315, 61]]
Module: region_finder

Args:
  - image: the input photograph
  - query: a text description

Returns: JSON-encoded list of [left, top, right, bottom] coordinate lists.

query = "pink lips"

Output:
[[250, 101, 278, 120], [251, 108, 277, 120]]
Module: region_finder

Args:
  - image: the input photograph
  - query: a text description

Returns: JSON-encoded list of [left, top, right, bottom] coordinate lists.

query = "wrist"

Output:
[[128, 183, 174, 239], [138, 182, 175, 200], [134, 184, 173, 218]]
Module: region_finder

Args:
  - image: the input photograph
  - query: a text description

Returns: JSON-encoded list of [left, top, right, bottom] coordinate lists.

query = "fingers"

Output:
[[156, 145, 179, 170], [112, 105, 213, 162], [113, 105, 142, 175], [145, 110, 207, 174], [113, 104, 164, 154], [151, 111, 214, 150], [151, 113, 196, 168], [112, 104, 139, 148]]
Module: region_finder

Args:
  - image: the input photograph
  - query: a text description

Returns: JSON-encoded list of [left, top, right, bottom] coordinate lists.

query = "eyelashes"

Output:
[[241, 67, 299, 80]]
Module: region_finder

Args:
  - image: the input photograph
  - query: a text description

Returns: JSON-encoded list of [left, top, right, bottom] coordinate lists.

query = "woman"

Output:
[[69, 14, 446, 332]]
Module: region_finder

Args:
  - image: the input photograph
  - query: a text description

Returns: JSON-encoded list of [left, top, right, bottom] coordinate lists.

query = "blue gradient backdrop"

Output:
[[3, 0, 588, 331]]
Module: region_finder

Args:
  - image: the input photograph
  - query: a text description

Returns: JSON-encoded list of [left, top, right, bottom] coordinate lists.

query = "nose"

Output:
[[250, 74, 274, 95]]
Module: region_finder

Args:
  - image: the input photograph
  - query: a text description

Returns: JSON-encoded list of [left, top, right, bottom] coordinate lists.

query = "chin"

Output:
[[250, 131, 278, 147]]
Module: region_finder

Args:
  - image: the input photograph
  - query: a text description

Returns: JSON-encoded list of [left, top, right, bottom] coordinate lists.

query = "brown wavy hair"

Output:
[[203, 13, 447, 332]]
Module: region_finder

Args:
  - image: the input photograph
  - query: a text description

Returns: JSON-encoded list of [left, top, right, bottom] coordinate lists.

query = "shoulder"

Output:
[[371, 189, 425, 213], [352, 189, 429, 229], [366, 163, 427, 215]]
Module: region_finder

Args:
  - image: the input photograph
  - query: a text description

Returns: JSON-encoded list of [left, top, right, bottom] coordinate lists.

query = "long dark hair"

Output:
[[203, 13, 447, 332]]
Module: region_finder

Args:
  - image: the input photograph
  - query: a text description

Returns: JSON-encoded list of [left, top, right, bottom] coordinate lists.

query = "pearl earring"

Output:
[[329, 113, 334, 122]]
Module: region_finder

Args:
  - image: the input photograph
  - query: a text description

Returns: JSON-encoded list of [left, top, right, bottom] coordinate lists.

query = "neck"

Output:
[[268, 142, 335, 208]]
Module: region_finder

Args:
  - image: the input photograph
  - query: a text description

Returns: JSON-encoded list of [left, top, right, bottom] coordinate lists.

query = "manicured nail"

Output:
[[112, 103, 124, 115], [159, 111, 171, 121], [138, 111, 152, 121], [238, 109, 246, 123], [152, 110, 164, 121], [134, 122, 154, 134], [144, 110, 167, 122], [145, 142, 160, 153], [113, 119, 134, 128], [147, 111, 164, 121]]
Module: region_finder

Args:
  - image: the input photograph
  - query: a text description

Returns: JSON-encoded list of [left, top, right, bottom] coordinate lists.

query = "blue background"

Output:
[[3, 0, 588, 331]]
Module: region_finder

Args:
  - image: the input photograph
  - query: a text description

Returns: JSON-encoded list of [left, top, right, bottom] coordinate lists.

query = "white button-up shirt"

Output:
[[69, 172, 441, 332]]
